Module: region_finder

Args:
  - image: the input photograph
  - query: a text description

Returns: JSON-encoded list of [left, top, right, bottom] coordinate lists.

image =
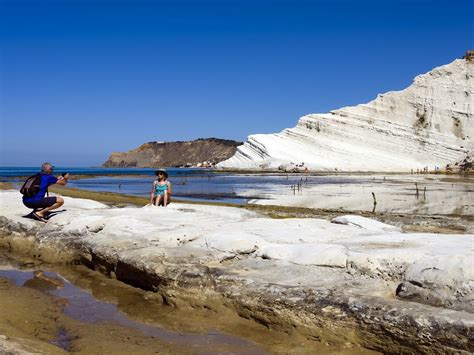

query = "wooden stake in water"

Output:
[[415, 182, 419, 198], [371, 192, 377, 213]]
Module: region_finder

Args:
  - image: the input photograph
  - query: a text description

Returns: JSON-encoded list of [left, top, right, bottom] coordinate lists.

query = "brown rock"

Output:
[[102, 138, 242, 168]]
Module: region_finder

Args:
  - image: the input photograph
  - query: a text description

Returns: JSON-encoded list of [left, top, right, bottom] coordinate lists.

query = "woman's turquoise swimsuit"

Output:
[[155, 182, 168, 195]]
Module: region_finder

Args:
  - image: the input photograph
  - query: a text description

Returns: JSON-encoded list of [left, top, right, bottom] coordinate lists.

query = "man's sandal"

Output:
[[32, 212, 47, 223]]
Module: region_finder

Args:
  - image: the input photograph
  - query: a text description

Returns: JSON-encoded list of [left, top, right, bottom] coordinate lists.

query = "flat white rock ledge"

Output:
[[0, 190, 473, 301]]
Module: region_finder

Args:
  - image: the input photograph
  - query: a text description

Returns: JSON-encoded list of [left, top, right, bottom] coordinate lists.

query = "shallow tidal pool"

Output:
[[0, 253, 378, 354]]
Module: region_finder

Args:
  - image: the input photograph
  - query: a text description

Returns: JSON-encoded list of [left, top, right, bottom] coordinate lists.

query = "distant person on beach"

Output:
[[150, 169, 171, 207], [21, 162, 69, 222]]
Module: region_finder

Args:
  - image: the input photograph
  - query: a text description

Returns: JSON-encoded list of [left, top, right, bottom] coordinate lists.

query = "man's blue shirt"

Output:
[[22, 173, 58, 203]]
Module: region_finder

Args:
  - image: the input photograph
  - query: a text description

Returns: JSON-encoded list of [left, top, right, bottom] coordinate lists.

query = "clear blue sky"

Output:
[[1, 0, 472, 166]]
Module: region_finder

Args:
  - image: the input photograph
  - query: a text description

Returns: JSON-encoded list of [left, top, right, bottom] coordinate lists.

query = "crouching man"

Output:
[[21, 162, 69, 222]]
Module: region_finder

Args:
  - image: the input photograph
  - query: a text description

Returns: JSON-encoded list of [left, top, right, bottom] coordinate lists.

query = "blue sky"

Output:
[[1, 0, 473, 166]]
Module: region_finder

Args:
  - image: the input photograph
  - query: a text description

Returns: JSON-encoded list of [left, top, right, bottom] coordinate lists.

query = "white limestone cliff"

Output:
[[218, 58, 473, 171]]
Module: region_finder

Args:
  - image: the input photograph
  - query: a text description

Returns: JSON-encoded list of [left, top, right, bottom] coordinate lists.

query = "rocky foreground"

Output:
[[0, 190, 473, 353], [219, 58, 473, 172], [102, 138, 242, 168]]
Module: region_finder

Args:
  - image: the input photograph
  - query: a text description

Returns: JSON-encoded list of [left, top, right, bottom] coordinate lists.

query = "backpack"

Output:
[[20, 173, 42, 198]]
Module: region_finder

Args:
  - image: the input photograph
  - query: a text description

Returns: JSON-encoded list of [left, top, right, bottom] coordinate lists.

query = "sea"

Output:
[[1, 167, 473, 215], [0, 167, 359, 204]]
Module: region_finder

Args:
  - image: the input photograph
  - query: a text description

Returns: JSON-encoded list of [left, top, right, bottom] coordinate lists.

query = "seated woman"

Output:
[[150, 169, 171, 207]]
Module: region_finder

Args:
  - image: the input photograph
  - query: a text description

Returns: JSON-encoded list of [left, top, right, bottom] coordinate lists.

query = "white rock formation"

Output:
[[1, 190, 474, 352], [1, 190, 472, 305], [218, 59, 473, 171]]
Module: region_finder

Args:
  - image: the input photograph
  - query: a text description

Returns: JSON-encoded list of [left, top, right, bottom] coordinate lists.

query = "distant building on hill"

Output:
[[463, 50, 474, 61]]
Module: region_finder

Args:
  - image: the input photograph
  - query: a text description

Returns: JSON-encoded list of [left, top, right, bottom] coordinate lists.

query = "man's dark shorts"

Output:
[[23, 197, 58, 210]]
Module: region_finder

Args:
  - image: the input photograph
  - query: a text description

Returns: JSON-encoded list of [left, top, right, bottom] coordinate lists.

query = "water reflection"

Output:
[[68, 174, 474, 215], [0, 266, 266, 353], [248, 175, 474, 215]]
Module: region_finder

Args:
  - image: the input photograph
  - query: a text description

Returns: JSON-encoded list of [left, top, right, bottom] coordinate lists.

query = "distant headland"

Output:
[[102, 138, 242, 168]]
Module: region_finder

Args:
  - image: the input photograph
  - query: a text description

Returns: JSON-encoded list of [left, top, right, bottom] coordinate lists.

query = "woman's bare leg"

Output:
[[155, 195, 162, 206]]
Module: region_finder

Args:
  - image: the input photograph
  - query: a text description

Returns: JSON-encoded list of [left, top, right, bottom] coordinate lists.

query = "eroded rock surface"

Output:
[[1, 190, 473, 353]]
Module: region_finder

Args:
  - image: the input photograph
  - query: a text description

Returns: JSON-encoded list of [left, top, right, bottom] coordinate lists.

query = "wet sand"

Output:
[[0, 182, 13, 190], [0, 275, 195, 354], [0, 252, 375, 354]]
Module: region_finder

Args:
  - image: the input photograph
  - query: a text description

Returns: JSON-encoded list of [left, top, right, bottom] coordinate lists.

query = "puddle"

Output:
[[50, 328, 73, 351], [247, 174, 474, 216], [0, 266, 266, 354], [0, 252, 380, 354]]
